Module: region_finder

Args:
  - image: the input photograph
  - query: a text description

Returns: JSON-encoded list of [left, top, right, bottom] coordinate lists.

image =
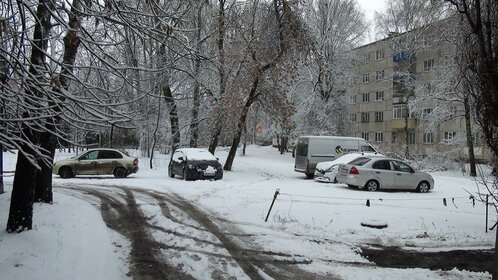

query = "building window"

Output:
[[424, 59, 435, 71], [362, 73, 370, 83], [362, 93, 370, 102], [423, 35, 431, 47], [375, 91, 384, 101], [375, 111, 384, 122], [393, 105, 407, 119], [422, 108, 433, 119], [363, 52, 370, 63], [376, 49, 385, 60], [361, 112, 370, 123], [424, 83, 433, 94], [444, 131, 456, 141], [362, 132, 370, 141], [349, 76, 356, 85], [375, 70, 385, 80], [473, 132, 481, 144], [408, 132, 416, 144], [449, 105, 458, 117], [350, 113, 356, 123], [349, 94, 356, 104], [375, 132, 384, 142], [423, 132, 434, 144]]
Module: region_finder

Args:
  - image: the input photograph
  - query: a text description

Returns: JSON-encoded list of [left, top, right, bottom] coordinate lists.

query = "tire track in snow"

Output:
[[57, 185, 337, 280]]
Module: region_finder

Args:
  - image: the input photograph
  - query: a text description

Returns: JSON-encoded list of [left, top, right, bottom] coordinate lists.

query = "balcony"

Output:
[[391, 118, 417, 130], [392, 96, 406, 104]]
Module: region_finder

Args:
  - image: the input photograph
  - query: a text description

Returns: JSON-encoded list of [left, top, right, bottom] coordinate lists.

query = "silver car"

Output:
[[336, 156, 434, 192]]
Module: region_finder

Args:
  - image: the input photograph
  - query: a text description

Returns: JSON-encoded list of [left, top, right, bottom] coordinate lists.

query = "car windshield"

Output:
[[182, 149, 218, 161], [361, 145, 376, 152], [348, 157, 371, 166], [119, 149, 130, 157]]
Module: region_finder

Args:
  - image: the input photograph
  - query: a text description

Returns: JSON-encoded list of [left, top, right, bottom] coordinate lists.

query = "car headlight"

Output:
[[324, 166, 337, 172]]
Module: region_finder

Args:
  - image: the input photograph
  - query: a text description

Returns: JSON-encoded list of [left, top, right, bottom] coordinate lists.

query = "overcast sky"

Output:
[[357, 0, 386, 22], [357, 0, 387, 43]]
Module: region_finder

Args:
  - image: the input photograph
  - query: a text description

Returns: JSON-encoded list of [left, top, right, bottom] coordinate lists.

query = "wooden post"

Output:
[[265, 189, 280, 222], [486, 195, 489, 233]]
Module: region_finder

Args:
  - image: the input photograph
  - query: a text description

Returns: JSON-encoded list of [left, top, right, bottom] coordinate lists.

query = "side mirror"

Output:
[[178, 156, 184, 161]]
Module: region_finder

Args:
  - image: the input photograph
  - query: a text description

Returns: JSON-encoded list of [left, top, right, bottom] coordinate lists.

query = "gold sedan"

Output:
[[53, 148, 139, 178]]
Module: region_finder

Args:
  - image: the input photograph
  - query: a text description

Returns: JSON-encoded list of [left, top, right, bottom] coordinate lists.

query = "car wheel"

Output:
[[365, 180, 379, 191], [417, 181, 430, 193], [59, 166, 74, 179], [168, 167, 175, 178], [114, 167, 128, 178]]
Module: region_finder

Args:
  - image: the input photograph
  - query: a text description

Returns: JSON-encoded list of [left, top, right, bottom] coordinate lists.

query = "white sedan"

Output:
[[314, 153, 384, 183], [337, 156, 434, 192]]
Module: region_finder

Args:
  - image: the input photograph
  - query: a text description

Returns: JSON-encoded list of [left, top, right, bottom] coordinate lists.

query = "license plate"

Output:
[[204, 166, 216, 176]]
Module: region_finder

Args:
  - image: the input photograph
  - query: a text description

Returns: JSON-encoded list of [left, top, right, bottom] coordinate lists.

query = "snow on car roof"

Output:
[[177, 148, 218, 161], [315, 152, 385, 170]]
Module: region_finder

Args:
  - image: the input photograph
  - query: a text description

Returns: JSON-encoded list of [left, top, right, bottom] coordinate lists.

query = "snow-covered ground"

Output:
[[0, 146, 494, 279]]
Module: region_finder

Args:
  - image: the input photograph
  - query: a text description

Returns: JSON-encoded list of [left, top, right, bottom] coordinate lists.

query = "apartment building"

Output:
[[347, 18, 489, 161]]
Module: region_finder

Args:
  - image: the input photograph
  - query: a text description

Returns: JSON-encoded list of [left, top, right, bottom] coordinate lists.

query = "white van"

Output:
[[294, 136, 377, 178]]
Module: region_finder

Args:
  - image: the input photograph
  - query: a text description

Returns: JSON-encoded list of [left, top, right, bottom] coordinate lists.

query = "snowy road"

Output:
[[57, 184, 335, 280], [56, 183, 493, 280]]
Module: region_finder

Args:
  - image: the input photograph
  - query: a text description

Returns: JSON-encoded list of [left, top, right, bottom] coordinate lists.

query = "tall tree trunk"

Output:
[[7, 0, 53, 232], [7, 115, 37, 232], [224, 77, 259, 171], [34, 0, 82, 203], [208, 123, 223, 154], [208, 0, 227, 154], [463, 95, 477, 177], [163, 81, 180, 152], [190, 2, 204, 148], [150, 97, 161, 169], [0, 18, 8, 194]]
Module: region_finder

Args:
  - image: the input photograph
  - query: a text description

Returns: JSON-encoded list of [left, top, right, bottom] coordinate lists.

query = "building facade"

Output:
[[347, 19, 489, 161]]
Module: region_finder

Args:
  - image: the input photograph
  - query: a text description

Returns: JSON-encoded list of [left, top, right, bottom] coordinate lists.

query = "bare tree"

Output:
[[444, 1, 498, 278], [445, 0, 498, 164], [408, 15, 478, 176], [375, 0, 447, 158], [222, 0, 308, 171], [208, 0, 231, 154], [2, 0, 193, 232], [6, 0, 55, 232], [292, 0, 366, 137]]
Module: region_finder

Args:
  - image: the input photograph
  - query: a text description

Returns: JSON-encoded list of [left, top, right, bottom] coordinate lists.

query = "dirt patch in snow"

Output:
[[360, 246, 494, 273]]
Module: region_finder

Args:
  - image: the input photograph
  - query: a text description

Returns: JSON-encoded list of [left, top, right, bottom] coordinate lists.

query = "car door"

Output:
[[371, 159, 395, 188], [75, 150, 99, 175], [391, 160, 418, 189], [97, 150, 122, 175], [171, 151, 185, 176]]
